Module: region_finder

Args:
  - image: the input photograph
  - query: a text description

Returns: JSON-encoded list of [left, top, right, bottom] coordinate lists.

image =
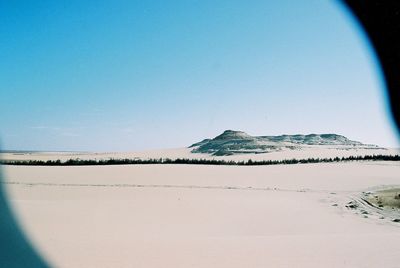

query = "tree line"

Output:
[[0, 154, 399, 166]]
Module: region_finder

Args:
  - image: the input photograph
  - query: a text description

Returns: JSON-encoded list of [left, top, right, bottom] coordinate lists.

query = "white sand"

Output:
[[2, 160, 400, 268], [1, 146, 398, 162]]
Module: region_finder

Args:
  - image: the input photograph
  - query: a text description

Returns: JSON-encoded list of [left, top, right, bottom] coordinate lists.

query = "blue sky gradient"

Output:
[[1, 0, 398, 151]]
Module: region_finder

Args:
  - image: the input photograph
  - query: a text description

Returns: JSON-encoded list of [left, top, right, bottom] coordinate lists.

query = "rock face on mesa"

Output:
[[189, 130, 378, 156]]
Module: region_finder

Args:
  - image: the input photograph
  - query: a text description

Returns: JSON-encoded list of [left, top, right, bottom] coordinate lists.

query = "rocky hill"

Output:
[[189, 130, 379, 156]]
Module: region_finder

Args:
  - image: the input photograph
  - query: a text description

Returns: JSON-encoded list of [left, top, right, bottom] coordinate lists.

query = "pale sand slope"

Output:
[[1, 146, 398, 162], [2, 161, 400, 268]]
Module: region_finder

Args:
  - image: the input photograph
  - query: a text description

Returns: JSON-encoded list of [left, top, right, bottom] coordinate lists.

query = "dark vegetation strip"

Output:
[[0, 154, 399, 166]]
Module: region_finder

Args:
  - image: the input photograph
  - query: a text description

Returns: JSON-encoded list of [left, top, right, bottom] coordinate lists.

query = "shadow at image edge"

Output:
[[0, 153, 49, 267], [342, 0, 400, 137]]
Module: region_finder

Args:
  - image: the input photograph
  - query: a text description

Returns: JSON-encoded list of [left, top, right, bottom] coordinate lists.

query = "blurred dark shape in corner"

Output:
[[0, 169, 49, 267], [0, 1, 399, 267], [343, 0, 400, 135]]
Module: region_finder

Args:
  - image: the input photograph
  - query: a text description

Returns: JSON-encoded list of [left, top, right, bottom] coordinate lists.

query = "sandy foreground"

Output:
[[1, 159, 400, 268]]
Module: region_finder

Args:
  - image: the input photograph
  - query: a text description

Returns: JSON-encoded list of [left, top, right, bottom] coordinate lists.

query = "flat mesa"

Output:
[[189, 130, 382, 156], [1, 135, 399, 268]]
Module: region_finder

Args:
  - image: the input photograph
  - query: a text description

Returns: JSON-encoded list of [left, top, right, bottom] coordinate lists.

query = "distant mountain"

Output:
[[189, 130, 379, 156]]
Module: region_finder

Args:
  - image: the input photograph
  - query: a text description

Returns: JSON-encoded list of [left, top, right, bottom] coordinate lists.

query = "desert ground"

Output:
[[1, 146, 398, 162], [1, 149, 400, 268]]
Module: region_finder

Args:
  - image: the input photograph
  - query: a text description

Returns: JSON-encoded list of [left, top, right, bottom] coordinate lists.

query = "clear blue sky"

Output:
[[1, 0, 398, 151]]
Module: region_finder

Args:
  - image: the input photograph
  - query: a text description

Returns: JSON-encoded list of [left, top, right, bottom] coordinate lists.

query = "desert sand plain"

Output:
[[1, 148, 400, 268], [1, 146, 398, 162]]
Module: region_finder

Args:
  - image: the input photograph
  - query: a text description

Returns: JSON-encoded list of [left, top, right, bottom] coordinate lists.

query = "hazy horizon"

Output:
[[1, 129, 399, 153], [1, 0, 399, 151]]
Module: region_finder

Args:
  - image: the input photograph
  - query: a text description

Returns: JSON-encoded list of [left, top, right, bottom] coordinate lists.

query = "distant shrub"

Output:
[[0, 154, 399, 166]]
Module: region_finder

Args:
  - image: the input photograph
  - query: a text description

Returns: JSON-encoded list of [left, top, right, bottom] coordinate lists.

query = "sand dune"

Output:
[[2, 160, 400, 267]]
